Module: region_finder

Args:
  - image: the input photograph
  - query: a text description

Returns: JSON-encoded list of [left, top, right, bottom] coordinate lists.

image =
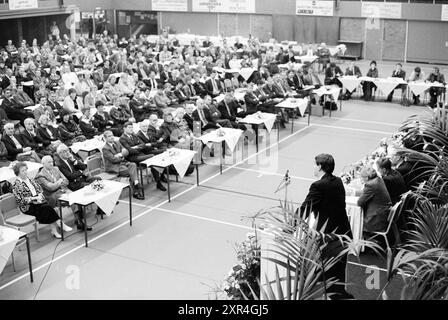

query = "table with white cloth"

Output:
[[275, 97, 311, 131], [338, 76, 362, 95], [0, 226, 33, 282], [70, 136, 106, 157], [345, 196, 364, 256], [58, 180, 132, 247], [312, 85, 342, 117], [374, 78, 407, 100], [138, 148, 198, 202], [238, 112, 278, 152], [0, 161, 43, 187], [407, 81, 446, 104], [295, 55, 318, 64], [199, 128, 243, 174]]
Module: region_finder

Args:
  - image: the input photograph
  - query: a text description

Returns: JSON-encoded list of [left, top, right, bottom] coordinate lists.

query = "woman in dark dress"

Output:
[[12, 161, 72, 238]]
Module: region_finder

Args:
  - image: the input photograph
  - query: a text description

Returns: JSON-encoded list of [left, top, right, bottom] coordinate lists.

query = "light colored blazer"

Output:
[[63, 95, 84, 113], [35, 166, 69, 208]]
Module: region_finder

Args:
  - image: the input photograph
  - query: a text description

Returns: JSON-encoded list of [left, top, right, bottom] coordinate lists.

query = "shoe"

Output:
[[51, 229, 61, 239], [77, 224, 93, 231], [157, 183, 167, 191], [62, 223, 72, 232], [133, 192, 145, 200]]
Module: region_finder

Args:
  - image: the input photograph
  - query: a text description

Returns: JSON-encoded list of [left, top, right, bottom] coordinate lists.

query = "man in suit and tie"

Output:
[[136, 118, 166, 155], [300, 154, 353, 300], [102, 130, 144, 200], [343, 62, 362, 100], [193, 73, 207, 98], [386, 63, 406, 102], [205, 70, 223, 98], [244, 84, 262, 115], [324, 63, 343, 86], [192, 98, 220, 133], [217, 93, 247, 131], [1, 87, 32, 125], [147, 71, 159, 92], [22, 117, 51, 157], [47, 90, 64, 115], [55, 144, 102, 229], [160, 64, 171, 84], [119, 122, 167, 191], [2, 122, 40, 162], [427, 66, 446, 108]]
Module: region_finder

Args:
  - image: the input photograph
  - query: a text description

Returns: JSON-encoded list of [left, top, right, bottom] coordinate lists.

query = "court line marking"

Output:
[[310, 124, 394, 136], [0, 124, 313, 293], [120, 202, 254, 231], [323, 117, 401, 127], [222, 166, 315, 182]]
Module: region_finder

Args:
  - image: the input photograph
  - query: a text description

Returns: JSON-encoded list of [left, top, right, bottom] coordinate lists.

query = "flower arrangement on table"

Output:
[[90, 180, 105, 192], [221, 232, 260, 300], [216, 128, 226, 137]]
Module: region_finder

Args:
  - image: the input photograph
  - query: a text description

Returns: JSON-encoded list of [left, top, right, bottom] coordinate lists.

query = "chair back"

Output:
[[0, 193, 21, 220], [85, 155, 103, 176]]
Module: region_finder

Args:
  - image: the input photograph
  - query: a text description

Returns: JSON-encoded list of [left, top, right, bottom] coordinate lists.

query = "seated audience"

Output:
[[2, 122, 40, 162]]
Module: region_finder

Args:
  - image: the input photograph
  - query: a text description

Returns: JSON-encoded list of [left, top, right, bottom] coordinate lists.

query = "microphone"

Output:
[[274, 170, 291, 193]]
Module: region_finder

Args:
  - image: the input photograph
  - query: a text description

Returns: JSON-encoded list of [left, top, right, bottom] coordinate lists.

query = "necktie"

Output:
[[11, 135, 22, 149], [212, 78, 218, 93], [65, 160, 73, 173], [112, 142, 118, 153], [199, 109, 208, 126], [224, 101, 232, 117], [152, 79, 156, 90]]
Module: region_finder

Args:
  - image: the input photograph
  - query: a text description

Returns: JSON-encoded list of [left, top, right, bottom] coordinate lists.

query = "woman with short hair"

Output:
[[12, 161, 72, 239]]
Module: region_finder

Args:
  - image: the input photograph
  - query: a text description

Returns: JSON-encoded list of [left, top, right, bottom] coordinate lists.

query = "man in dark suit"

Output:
[[324, 63, 343, 86], [377, 158, 408, 205], [192, 98, 220, 132], [244, 84, 261, 115], [386, 63, 406, 102], [102, 130, 144, 200], [136, 117, 167, 155], [2, 122, 40, 162], [54, 144, 102, 230], [193, 74, 207, 98], [119, 122, 167, 191], [205, 71, 223, 98], [343, 62, 362, 100], [427, 66, 446, 108], [22, 117, 51, 157], [1, 87, 32, 125], [217, 93, 247, 131], [300, 153, 353, 300]]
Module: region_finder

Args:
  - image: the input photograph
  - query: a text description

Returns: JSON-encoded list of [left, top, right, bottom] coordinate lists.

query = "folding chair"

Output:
[[0, 193, 39, 242], [368, 202, 401, 252]]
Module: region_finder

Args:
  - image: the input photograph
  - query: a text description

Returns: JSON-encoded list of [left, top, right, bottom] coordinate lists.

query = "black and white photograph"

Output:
[[0, 0, 447, 308]]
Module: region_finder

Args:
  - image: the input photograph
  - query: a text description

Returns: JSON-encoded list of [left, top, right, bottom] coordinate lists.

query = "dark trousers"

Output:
[[362, 82, 376, 101]]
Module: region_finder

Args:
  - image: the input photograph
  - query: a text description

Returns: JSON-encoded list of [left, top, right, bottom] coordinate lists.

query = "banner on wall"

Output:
[[442, 5, 448, 21], [361, 2, 402, 19], [9, 0, 38, 10], [296, 0, 334, 17], [151, 0, 188, 12], [192, 0, 255, 13]]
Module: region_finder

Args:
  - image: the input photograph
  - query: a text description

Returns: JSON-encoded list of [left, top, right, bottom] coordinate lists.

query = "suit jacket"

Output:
[[136, 129, 167, 152], [193, 81, 207, 97], [217, 99, 239, 122], [300, 173, 352, 236], [357, 176, 391, 233], [345, 66, 362, 77], [119, 133, 148, 157], [262, 84, 281, 99], [192, 108, 216, 128], [205, 78, 223, 96], [325, 66, 343, 82], [0, 97, 30, 121], [382, 170, 407, 205], [391, 70, 406, 80], [244, 92, 260, 113], [55, 155, 87, 191], [21, 129, 44, 151], [2, 134, 26, 160], [34, 166, 69, 207], [183, 113, 194, 131], [92, 112, 114, 132], [37, 125, 59, 146], [102, 140, 127, 174]]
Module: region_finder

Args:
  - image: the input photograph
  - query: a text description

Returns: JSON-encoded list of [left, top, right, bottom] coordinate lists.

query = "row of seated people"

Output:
[[324, 61, 446, 107]]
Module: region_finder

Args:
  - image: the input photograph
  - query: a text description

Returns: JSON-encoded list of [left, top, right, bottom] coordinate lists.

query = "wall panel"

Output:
[[315, 17, 340, 45], [273, 15, 294, 42], [407, 21, 448, 64], [160, 12, 218, 36], [250, 14, 272, 41], [294, 16, 316, 44], [236, 14, 250, 37], [219, 14, 237, 37], [382, 20, 406, 61]]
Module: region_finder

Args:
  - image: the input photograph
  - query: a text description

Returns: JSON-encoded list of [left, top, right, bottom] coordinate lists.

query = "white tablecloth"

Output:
[[408, 81, 445, 96], [295, 55, 318, 64], [238, 68, 256, 81], [346, 196, 363, 256], [24, 105, 38, 112], [199, 128, 243, 153], [59, 180, 128, 217], [0, 226, 23, 275], [70, 137, 105, 154], [239, 112, 277, 133], [338, 76, 362, 93], [276, 97, 309, 117], [375, 78, 407, 97], [0, 161, 42, 184], [313, 85, 341, 101], [140, 148, 196, 179]]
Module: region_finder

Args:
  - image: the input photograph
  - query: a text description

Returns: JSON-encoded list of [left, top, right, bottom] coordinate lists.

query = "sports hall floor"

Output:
[[0, 61, 430, 300]]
